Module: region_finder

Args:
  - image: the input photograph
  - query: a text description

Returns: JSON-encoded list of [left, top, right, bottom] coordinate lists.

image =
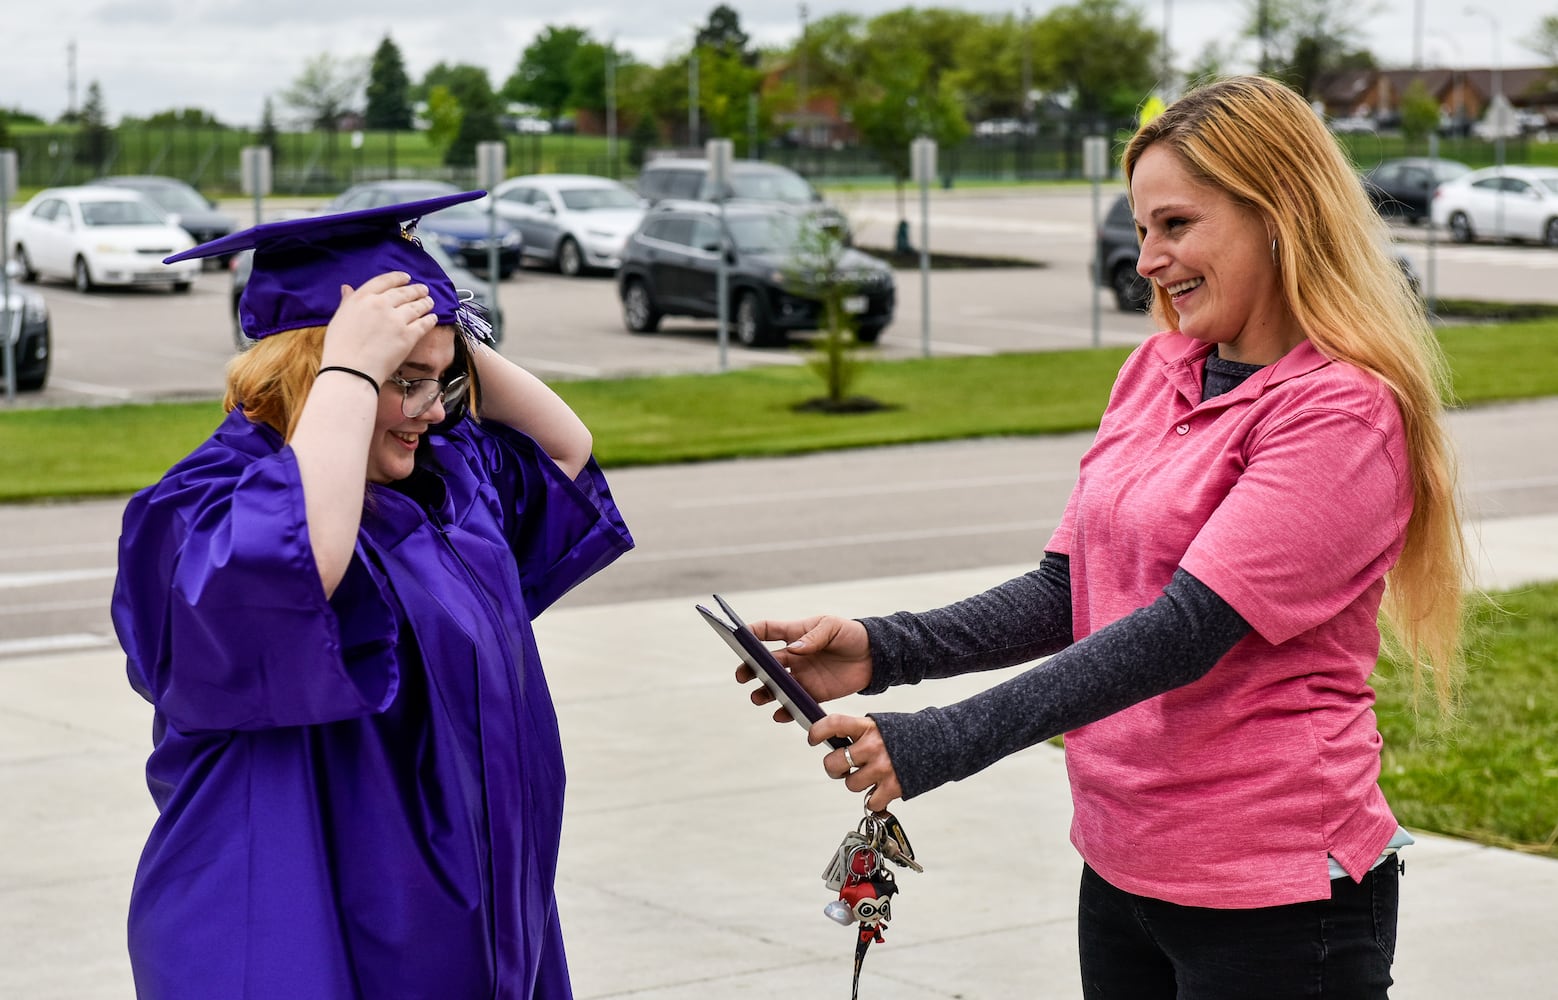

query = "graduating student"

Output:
[[112, 192, 633, 999]]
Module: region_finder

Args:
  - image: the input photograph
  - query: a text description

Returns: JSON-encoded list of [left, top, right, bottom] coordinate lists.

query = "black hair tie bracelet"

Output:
[[317, 366, 381, 395]]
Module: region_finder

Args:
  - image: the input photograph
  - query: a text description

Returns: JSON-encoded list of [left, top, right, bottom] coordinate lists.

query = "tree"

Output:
[[136, 108, 224, 128], [1033, 0, 1160, 124], [696, 4, 756, 67], [1530, 15, 1558, 67], [424, 85, 462, 160], [1399, 80, 1439, 146], [692, 44, 767, 151], [1242, 0, 1378, 97], [365, 35, 413, 130], [258, 97, 280, 152], [567, 41, 636, 115], [504, 26, 591, 122], [75, 81, 111, 168], [424, 63, 502, 166], [280, 52, 364, 130]]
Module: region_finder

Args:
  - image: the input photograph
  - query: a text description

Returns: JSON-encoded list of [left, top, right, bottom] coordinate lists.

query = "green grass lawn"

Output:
[[1377, 585, 1558, 859]]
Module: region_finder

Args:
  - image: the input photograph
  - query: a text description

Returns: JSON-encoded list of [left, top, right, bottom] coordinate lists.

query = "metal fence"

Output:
[[2, 120, 1145, 196]]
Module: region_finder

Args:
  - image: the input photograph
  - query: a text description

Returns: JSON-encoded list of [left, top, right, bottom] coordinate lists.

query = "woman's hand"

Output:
[[741, 615, 873, 716], [811, 715, 903, 813], [319, 272, 437, 381]]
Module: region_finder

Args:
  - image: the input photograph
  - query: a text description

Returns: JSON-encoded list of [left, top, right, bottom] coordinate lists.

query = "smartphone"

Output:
[[696, 593, 852, 750]]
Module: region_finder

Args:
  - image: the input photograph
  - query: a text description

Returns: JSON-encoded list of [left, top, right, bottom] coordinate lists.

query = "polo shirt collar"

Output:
[[1151, 332, 1331, 408]]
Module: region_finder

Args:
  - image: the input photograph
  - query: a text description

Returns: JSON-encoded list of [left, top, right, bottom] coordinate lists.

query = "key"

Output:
[[822, 830, 873, 891], [872, 809, 923, 873]]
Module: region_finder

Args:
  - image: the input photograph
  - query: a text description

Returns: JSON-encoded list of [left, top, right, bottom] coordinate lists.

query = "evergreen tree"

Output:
[[365, 35, 413, 130], [76, 81, 111, 170]]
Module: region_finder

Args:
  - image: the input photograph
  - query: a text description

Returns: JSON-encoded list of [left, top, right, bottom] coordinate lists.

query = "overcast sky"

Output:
[[2, 0, 1551, 127]]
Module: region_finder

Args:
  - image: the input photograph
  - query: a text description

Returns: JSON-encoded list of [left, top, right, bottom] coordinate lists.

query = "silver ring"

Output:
[[843, 747, 858, 770]]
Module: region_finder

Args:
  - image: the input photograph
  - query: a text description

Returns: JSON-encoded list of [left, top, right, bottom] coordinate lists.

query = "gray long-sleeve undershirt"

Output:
[[859, 553, 1251, 800]]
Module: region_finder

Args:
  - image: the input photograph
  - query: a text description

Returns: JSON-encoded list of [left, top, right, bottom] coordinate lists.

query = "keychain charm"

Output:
[[820, 797, 923, 999]]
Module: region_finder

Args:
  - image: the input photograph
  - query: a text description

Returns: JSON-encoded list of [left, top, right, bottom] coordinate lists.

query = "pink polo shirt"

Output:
[[1047, 332, 1413, 908]]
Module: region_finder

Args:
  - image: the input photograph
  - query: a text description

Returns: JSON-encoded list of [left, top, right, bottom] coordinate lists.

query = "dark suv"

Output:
[[635, 157, 850, 242], [617, 202, 894, 347], [1094, 194, 1151, 312]]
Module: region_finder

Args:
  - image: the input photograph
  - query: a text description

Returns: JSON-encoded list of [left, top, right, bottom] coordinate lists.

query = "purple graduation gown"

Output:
[[111, 407, 633, 999]]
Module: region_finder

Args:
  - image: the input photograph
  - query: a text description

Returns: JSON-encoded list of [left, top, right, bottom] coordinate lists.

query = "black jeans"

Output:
[[1077, 860, 1399, 999]]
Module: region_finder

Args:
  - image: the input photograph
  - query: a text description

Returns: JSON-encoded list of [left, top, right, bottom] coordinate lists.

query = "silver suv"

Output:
[[635, 157, 850, 242]]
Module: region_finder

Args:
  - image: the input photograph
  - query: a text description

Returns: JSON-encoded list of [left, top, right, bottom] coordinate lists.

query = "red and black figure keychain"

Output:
[[821, 799, 924, 999]]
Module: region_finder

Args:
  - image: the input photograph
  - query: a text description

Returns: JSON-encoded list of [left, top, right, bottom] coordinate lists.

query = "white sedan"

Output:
[[1430, 165, 1558, 247], [491, 174, 645, 277], [8, 186, 199, 293]]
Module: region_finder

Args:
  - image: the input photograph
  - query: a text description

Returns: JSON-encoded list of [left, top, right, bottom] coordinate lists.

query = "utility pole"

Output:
[[605, 44, 617, 179], [67, 39, 77, 118], [798, 3, 810, 150], [689, 50, 700, 148]]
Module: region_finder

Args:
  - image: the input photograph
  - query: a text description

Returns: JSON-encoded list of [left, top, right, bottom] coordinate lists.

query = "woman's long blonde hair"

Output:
[[1123, 75, 1470, 709]]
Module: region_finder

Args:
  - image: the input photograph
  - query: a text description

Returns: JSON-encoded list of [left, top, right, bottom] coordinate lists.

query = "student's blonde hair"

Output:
[[224, 326, 329, 441], [1122, 75, 1470, 709], [224, 325, 481, 443]]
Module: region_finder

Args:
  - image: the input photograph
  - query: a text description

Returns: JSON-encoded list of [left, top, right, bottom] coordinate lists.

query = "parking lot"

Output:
[[8, 186, 1558, 409]]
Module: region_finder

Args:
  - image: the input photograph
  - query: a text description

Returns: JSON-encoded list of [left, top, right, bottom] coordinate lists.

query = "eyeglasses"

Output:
[[388, 373, 469, 419]]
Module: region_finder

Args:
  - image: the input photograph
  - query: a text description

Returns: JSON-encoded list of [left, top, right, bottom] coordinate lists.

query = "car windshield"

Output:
[[132, 184, 207, 215], [559, 186, 639, 210], [80, 199, 167, 226], [728, 170, 814, 203], [426, 202, 486, 223], [726, 214, 806, 253]]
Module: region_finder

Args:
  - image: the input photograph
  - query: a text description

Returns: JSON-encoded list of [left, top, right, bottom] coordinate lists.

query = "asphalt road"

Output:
[[4, 187, 1557, 658]]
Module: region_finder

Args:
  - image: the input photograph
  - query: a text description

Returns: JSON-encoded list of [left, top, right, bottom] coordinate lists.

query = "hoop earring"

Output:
[[1271, 238, 1279, 266]]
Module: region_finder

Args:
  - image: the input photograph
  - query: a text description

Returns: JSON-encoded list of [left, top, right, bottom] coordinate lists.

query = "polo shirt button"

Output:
[[1176, 423, 1190, 435]]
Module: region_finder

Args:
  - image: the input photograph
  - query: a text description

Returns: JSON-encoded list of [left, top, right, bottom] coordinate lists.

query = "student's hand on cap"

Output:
[[320, 271, 438, 380]]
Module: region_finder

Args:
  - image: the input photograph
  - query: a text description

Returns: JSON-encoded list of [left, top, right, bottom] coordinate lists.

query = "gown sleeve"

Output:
[[112, 419, 401, 734], [435, 418, 634, 616]]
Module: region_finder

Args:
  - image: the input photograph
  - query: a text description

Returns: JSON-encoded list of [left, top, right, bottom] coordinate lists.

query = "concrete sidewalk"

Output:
[[3, 522, 1557, 997]]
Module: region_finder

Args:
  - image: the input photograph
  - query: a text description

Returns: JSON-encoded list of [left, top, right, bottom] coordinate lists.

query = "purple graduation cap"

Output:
[[166, 191, 484, 341]]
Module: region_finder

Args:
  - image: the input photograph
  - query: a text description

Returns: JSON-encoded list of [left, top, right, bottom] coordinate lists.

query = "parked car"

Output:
[[89, 175, 237, 266], [617, 201, 894, 347], [1430, 165, 1558, 246], [1094, 192, 1422, 313], [635, 157, 850, 242], [1093, 194, 1151, 312], [1362, 158, 1472, 224], [491, 174, 645, 276], [2, 263, 51, 390], [230, 234, 497, 351], [7, 186, 199, 293], [323, 180, 523, 277]]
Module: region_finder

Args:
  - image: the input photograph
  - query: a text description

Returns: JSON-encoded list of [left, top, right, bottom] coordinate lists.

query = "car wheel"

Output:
[[855, 323, 885, 344], [1544, 218, 1558, 248], [735, 289, 777, 347], [73, 256, 95, 293], [621, 279, 661, 333], [1111, 261, 1150, 312], [173, 281, 193, 294], [14, 246, 37, 283], [1448, 212, 1475, 244], [557, 237, 584, 277]]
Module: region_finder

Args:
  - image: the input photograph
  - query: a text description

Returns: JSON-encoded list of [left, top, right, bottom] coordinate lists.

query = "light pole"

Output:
[[1465, 6, 1503, 170], [797, 3, 809, 148], [1465, 5, 1504, 239]]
